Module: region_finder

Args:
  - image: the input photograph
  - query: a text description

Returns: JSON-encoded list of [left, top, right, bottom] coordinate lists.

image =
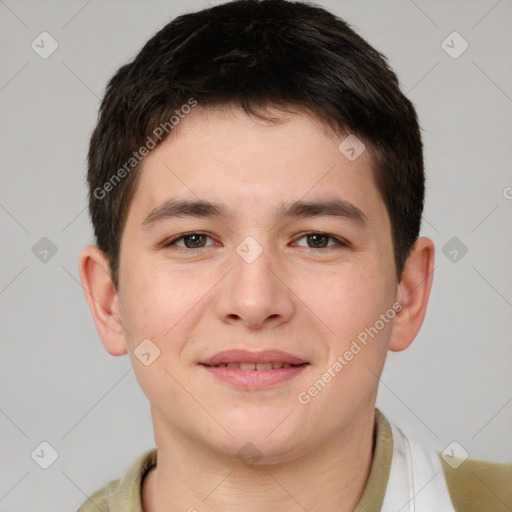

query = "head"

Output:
[[80, 0, 434, 462]]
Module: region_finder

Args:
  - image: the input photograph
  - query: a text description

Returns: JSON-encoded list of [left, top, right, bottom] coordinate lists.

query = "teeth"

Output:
[[256, 362, 272, 370], [211, 362, 297, 370]]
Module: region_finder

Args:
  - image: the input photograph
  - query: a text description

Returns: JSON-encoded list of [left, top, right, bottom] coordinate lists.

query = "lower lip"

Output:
[[200, 364, 308, 390]]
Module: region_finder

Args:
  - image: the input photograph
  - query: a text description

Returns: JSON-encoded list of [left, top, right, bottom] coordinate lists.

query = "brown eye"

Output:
[[294, 232, 347, 249], [306, 233, 329, 248], [181, 234, 208, 248], [164, 233, 215, 249]]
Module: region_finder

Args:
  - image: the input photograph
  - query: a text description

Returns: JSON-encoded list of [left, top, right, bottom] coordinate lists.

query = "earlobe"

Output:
[[78, 245, 128, 356], [388, 237, 435, 352]]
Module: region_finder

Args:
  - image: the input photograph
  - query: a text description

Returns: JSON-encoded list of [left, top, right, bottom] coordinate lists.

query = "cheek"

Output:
[[119, 266, 198, 405], [297, 260, 392, 337], [120, 260, 214, 350], [301, 270, 394, 418]]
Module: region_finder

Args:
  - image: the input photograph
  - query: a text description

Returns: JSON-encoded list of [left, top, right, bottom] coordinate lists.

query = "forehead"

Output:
[[129, 105, 389, 232]]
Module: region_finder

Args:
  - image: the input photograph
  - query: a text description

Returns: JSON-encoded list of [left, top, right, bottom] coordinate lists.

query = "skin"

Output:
[[79, 105, 434, 512]]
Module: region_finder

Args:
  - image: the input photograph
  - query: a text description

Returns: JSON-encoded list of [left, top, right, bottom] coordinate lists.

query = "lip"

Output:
[[202, 365, 307, 390], [199, 349, 309, 390], [200, 349, 307, 366]]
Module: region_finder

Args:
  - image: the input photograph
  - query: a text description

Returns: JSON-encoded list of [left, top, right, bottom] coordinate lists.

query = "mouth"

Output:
[[199, 349, 309, 389], [200, 349, 307, 366], [203, 361, 304, 370]]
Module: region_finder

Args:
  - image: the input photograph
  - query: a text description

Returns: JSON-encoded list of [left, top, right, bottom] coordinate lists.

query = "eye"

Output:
[[162, 231, 348, 251], [293, 232, 348, 249], [163, 232, 216, 249]]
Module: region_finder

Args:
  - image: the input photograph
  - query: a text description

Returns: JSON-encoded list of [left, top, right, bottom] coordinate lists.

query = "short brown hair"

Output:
[[87, 0, 425, 289]]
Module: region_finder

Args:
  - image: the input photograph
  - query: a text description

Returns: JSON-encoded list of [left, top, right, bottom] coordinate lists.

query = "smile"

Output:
[[204, 362, 302, 370]]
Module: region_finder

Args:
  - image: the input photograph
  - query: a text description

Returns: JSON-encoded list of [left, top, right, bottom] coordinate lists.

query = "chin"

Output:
[[211, 434, 307, 467]]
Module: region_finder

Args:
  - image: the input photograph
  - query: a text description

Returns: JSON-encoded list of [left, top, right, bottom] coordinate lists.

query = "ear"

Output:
[[388, 237, 435, 352], [78, 245, 127, 356]]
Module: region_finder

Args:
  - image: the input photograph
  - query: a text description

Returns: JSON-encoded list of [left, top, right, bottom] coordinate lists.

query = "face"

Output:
[[116, 106, 399, 461]]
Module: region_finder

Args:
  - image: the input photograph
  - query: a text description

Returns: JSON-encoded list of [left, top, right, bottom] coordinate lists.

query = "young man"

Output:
[[77, 1, 511, 510]]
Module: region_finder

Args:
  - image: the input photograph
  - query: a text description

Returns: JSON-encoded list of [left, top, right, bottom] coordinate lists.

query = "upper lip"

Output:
[[200, 349, 308, 366]]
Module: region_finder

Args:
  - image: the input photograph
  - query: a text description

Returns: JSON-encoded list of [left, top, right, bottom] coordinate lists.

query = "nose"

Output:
[[214, 240, 296, 330]]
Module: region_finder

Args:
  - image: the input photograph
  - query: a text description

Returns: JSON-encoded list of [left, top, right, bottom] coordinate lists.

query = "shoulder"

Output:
[[77, 448, 157, 512], [77, 482, 116, 512], [440, 454, 512, 512]]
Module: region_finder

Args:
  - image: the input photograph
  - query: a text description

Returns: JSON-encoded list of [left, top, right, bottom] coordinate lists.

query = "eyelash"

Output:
[[162, 231, 349, 251]]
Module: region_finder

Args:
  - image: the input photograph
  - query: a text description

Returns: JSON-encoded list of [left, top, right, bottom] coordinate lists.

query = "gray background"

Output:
[[1, 0, 511, 509]]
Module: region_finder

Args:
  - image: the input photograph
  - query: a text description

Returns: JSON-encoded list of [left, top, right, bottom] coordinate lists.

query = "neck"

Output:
[[142, 406, 376, 512]]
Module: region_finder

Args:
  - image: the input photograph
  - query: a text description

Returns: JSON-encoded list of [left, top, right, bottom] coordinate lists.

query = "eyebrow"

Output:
[[141, 198, 369, 229]]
